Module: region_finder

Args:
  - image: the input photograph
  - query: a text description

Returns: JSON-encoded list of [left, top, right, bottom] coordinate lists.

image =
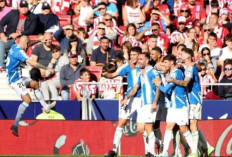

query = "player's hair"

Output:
[[80, 68, 90, 76], [182, 47, 194, 58], [52, 45, 61, 53], [151, 46, 162, 55], [104, 63, 117, 73], [100, 36, 110, 42], [208, 32, 217, 39], [131, 46, 142, 54], [225, 34, 232, 42], [224, 59, 232, 68], [114, 54, 125, 63], [163, 54, 176, 63], [140, 52, 150, 60], [30, 68, 42, 82]]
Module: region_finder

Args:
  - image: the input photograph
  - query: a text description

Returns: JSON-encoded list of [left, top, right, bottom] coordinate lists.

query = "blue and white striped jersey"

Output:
[[158, 68, 189, 109], [116, 63, 141, 97], [160, 73, 171, 108], [6, 44, 28, 85], [185, 65, 202, 105], [137, 66, 159, 106]]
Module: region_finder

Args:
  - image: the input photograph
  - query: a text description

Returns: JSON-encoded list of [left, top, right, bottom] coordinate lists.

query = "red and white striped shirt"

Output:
[[73, 79, 97, 97], [199, 73, 215, 99], [170, 30, 188, 44], [213, 26, 229, 43], [122, 36, 142, 47]]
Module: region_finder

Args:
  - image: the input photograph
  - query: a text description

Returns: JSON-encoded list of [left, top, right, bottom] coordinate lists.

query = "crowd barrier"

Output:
[[0, 119, 231, 156], [0, 100, 231, 120]]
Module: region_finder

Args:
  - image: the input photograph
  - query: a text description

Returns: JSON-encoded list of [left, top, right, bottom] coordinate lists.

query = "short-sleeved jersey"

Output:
[[6, 44, 28, 85], [137, 66, 159, 106], [160, 73, 171, 108], [116, 63, 141, 97], [185, 65, 202, 105], [169, 68, 189, 108], [73, 79, 97, 97]]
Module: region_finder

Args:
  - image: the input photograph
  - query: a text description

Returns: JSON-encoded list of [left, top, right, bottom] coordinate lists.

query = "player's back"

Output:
[[6, 44, 28, 84], [185, 65, 202, 105], [170, 68, 188, 108]]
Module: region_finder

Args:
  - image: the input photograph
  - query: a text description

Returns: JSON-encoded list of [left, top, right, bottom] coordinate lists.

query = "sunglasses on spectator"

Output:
[[65, 28, 73, 31], [105, 18, 112, 21], [0, 0, 5, 2], [201, 68, 207, 71], [204, 29, 211, 32], [44, 39, 52, 42], [180, 10, 189, 13], [179, 23, 185, 25], [203, 53, 210, 56], [152, 29, 158, 32], [98, 27, 105, 30], [152, 13, 159, 15], [224, 68, 232, 71]]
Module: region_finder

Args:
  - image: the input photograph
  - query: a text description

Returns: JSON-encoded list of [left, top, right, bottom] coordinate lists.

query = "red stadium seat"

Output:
[[59, 15, 71, 27], [69, 85, 76, 100], [86, 66, 103, 81]]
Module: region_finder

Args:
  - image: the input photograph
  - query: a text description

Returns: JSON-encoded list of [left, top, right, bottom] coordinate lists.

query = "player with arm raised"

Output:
[[166, 49, 214, 157], [6, 35, 55, 137], [123, 52, 160, 157]]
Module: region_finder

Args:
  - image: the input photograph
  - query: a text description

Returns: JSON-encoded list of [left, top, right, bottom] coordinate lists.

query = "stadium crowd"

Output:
[[0, 0, 232, 100]]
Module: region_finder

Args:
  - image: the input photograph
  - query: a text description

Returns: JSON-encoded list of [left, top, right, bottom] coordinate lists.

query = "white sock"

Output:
[[13, 102, 29, 126], [192, 131, 199, 153], [148, 132, 156, 155], [143, 131, 149, 154], [174, 131, 181, 155], [199, 130, 210, 149], [34, 89, 49, 108], [183, 130, 194, 153], [163, 130, 173, 153], [113, 127, 123, 152]]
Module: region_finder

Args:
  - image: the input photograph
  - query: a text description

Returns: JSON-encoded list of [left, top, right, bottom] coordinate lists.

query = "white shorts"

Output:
[[166, 107, 189, 126], [119, 97, 141, 119], [10, 77, 31, 97], [189, 104, 202, 120], [137, 104, 159, 123]]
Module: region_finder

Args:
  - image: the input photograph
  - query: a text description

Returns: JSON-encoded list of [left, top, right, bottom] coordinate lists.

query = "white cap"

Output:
[[178, 16, 186, 23]]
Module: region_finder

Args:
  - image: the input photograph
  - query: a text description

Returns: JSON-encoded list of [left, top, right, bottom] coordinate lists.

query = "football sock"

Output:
[[148, 132, 156, 155], [143, 131, 148, 154], [163, 130, 173, 153], [34, 89, 49, 109], [183, 130, 194, 153], [199, 130, 210, 149], [13, 102, 29, 126], [192, 131, 199, 153], [174, 131, 181, 154], [113, 127, 123, 152]]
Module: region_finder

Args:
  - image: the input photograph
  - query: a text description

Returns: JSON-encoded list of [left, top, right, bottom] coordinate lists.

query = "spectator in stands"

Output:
[[103, 13, 124, 36], [149, 23, 169, 55], [199, 32, 220, 53], [170, 16, 188, 45], [73, 68, 97, 101], [178, 3, 195, 29], [90, 36, 119, 66], [122, 23, 150, 47], [37, 2, 59, 34], [209, 13, 229, 44], [42, 45, 69, 101], [76, 27, 88, 44], [188, 0, 206, 25], [121, 41, 132, 62], [0, 0, 11, 20], [206, 0, 220, 24], [200, 47, 218, 73], [86, 22, 116, 55], [66, 35, 87, 66], [198, 60, 216, 99], [140, 8, 170, 34], [147, 35, 157, 51], [185, 28, 199, 61], [27, 0, 42, 14], [219, 59, 232, 99], [198, 24, 223, 48], [60, 51, 84, 100], [122, 0, 145, 27], [78, 0, 93, 27], [0, 0, 37, 71], [219, 34, 232, 61], [141, 44, 149, 53], [31, 32, 53, 77], [99, 63, 122, 99], [150, 46, 162, 69], [95, 0, 119, 19], [219, 8, 231, 31], [53, 24, 82, 54]]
